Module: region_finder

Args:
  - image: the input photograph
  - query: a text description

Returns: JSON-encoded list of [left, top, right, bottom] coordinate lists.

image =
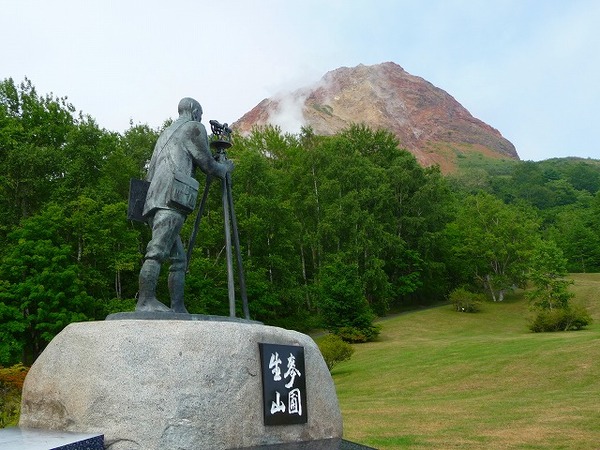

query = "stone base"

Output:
[[105, 310, 264, 324], [240, 438, 377, 449], [0, 427, 103, 450], [19, 320, 343, 450]]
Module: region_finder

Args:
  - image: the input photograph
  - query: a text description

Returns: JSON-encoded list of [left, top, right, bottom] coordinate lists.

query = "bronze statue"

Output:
[[136, 97, 233, 313]]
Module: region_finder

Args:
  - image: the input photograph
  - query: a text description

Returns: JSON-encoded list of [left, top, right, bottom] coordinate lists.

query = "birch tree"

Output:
[[447, 192, 540, 300]]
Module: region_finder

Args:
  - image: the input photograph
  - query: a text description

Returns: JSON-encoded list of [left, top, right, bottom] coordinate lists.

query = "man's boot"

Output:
[[169, 270, 188, 314], [137, 259, 170, 312]]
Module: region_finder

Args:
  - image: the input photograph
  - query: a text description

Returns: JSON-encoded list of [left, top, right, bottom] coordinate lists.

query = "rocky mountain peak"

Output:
[[232, 62, 518, 172]]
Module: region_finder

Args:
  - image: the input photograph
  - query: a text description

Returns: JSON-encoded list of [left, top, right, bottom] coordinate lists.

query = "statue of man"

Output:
[[137, 97, 233, 313]]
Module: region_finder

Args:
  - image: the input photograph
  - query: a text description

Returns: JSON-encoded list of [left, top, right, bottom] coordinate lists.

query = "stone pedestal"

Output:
[[19, 320, 343, 449], [0, 427, 103, 450]]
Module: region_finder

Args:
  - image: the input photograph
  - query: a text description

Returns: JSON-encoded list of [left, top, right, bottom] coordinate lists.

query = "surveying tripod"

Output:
[[186, 120, 250, 320]]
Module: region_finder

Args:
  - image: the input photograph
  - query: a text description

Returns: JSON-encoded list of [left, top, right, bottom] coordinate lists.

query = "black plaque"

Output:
[[259, 343, 308, 426]]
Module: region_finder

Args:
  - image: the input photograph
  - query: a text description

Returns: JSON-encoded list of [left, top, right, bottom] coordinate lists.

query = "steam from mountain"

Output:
[[233, 62, 518, 172]]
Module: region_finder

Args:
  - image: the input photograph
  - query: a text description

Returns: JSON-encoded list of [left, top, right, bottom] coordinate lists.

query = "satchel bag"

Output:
[[167, 171, 200, 214]]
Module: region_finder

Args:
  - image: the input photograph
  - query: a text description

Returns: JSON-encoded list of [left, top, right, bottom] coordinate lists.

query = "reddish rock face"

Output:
[[233, 62, 518, 172]]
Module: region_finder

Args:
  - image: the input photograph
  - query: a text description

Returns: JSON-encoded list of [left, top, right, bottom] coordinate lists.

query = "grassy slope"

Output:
[[333, 274, 600, 449]]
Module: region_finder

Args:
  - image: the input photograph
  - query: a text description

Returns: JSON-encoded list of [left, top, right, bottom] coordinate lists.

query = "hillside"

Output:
[[233, 62, 519, 173], [330, 273, 600, 449]]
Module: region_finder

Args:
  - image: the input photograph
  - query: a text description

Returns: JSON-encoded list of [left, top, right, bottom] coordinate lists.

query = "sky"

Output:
[[2, 0, 599, 161]]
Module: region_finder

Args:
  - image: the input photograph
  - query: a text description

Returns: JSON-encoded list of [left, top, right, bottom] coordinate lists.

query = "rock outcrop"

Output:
[[19, 320, 343, 449], [233, 62, 518, 172]]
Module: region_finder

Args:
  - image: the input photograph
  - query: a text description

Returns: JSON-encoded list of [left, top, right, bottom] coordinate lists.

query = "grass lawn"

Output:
[[332, 273, 600, 449]]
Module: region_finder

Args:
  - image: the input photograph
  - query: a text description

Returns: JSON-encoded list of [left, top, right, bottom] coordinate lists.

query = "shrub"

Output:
[[0, 363, 29, 427], [335, 324, 381, 343], [450, 287, 484, 313], [529, 305, 592, 332], [317, 334, 355, 371]]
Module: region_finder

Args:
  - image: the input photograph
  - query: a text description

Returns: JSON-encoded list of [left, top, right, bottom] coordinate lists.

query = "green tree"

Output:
[[232, 142, 305, 325], [182, 130, 307, 326], [0, 288, 25, 365], [52, 116, 118, 203], [446, 192, 540, 301], [103, 124, 158, 201], [526, 240, 574, 311], [548, 202, 600, 273], [527, 241, 592, 333], [282, 125, 452, 313], [524, 238, 591, 332], [65, 197, 142, 302], [317, 257, 379, 342], [0, 77, 76, 231], [0, 204, 96, 364]]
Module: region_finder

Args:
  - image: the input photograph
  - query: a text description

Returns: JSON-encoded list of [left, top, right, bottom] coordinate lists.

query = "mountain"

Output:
[[232, 62, 519, 172]]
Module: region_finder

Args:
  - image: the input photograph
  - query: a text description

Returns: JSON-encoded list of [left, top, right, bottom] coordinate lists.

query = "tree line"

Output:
[[1, 78, 598, 365]]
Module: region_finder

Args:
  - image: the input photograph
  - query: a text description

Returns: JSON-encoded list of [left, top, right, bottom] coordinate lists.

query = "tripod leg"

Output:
[[226, 173, 250, 320], [186, 176, 212, 272], [222, 177, 236, 318]]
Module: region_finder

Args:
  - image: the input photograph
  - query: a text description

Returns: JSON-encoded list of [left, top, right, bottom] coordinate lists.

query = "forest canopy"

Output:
[[1, 78, 599, 365]]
